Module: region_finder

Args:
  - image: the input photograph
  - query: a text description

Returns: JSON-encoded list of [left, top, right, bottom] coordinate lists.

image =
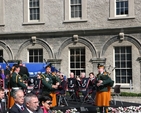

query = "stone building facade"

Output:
[[0, 0, 141, 92]]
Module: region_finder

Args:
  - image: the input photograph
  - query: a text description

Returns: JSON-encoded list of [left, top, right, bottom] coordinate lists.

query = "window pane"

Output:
[[76, 63, 80, 68], [115, 62, 120, 68], [127, 62, 132, 68], [125, 1, 128, 7], [71, 63, 75, 68], [115, 54, 120, 60], [0, 50, 3, 62], [121, 54, 125, 60], [116, 69, 120, 75], [39, 56, 43, 62], [121, 69, 126, 75], [81, 63, 85, 68], [29, 56, 33, 62], [116, 77, 120, 83], [126, 54, 131, 60], [127, 69, 132, 76], [121, 47, 125, 53], [29, 50, 33, 55], [76, 70, 80, 76], [115, 48, 120, 53], [122, 77, 126, 83], [121, 1, 124, 7], [70, 56, 74, 61], [34, 50, 38, 55], [121, 62, 125, 68], [81, 56, 85, 61]]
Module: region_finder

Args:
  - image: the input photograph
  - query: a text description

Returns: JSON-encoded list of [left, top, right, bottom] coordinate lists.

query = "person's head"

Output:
[[13, 64, 20, 73], [39, 94, 52, 110], [80, 72, 86, 78], [24, 93, 39, 111], [70, 72, 74, 78], [13, 89, 24, 105], [45, 66, 51, 73], [0, 87, 4, 100], [98, 65, 105, 73], [89, 72, 95, 79], [59, 74, 64, 80]]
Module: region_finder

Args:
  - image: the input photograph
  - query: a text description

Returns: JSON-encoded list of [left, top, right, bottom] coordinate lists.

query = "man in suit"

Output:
[[21, 93, 42, 113], [0, 86, 5, 113], [9, 89, 25, 113]]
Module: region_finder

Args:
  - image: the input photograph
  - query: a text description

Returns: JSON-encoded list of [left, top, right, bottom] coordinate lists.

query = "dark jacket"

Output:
[[97, 72, 113, 92], [0, 100, 7, 113], [21, 107, 43, 113], [9, 103, 25, 113], [10, 72, 27, 89]]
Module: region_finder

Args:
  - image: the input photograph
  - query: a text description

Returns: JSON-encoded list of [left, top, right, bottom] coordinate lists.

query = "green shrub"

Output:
[[120, 92, 141, 97]]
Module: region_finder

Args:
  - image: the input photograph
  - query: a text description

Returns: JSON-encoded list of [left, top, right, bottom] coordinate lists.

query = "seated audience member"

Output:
[[21, 93, 42, 113], [0, 86, 5, 113], [9, 89, 25, 113], [39, 94, 52, 113], [88, 72, 97, 99]]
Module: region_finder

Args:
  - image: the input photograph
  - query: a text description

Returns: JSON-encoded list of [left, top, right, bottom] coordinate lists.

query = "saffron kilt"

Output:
[[95, 87, 111, 107]]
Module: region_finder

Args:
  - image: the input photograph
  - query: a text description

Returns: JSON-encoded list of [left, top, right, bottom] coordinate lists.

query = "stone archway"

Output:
[[101, 35, 141, 56], [16, 38, 54, 59], [57, 37, 97, 58], [0, 40, 13, 59]]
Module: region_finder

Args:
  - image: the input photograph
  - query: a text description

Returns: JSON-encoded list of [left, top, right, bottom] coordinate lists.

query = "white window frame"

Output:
[[23, 0, 44, 25], [109, 0, 135, 20], [0, 0, 4, 26], [64, 0, 87, 23], [69, 47, 86, 76], [28, 48, 43, 62], [114, 46, 132, 85]]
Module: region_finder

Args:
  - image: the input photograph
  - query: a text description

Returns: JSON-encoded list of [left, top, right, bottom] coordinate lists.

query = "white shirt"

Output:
[[26, 107, 34, 113], [15, 103, 24, 110]]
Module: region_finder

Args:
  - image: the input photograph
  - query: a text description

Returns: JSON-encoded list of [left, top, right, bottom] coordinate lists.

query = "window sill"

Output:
[[113, 84, 131, 89], [22, 22, 45, 25], [63, 19, 87, 23], [108, 16, 135, 20]]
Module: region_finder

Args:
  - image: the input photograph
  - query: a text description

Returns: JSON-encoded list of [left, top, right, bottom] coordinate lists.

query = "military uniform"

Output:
[[9, 72, 27, 108], [41, 73, 55, 95], [10, 72, 27, 89]]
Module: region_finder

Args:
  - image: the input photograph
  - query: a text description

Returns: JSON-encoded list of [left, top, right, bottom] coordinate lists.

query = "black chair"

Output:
[[82, 89, 95, 104], [56, 80, 68, 106], [77, 78, 90, 103], [111, 85, 123, 105], [67, 78, 77, 101]]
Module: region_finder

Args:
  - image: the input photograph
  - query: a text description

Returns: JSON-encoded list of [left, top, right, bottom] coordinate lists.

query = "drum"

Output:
[[50, 92, 57, 107]]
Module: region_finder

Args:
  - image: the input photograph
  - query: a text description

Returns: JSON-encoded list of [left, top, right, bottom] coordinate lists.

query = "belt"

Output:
[[12, 87, 21, 90]]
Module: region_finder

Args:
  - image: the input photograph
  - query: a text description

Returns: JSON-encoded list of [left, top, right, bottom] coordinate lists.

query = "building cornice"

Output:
[[0, 26, 141, 38]]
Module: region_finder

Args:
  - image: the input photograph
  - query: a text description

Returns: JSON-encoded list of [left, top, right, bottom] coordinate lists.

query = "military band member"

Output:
[[10, 64, 27, 89], [39, 63, 60, 107], [40, 64, 59, 95], [95, 64, 114, 113], [9, 64, 27, 108]]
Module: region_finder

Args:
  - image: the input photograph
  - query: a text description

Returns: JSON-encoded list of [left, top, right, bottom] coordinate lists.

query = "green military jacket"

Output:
[[41, 73, 57, 94], [10, 72, 27, 89], [97, 72, 113, 92]]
